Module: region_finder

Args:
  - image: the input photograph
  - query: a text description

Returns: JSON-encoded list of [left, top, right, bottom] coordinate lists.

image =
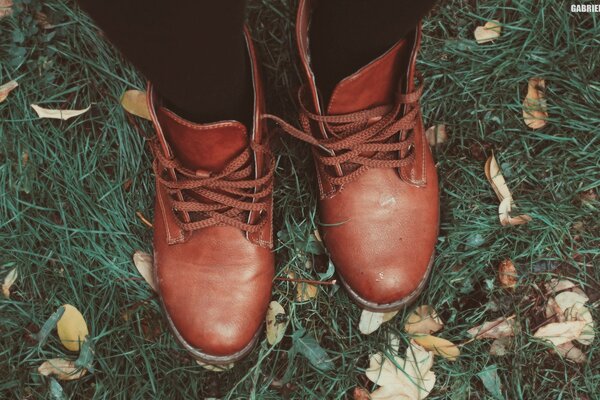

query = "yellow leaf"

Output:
[[132, 250, 157, 292], [484, 154, 512, 203], [0, 80, 18, 103], [425, 125, 448, 146], [195, 360, 234, 371], [359, 309, 399, 335], [2, 268, 18, 298], [404, 305, 444, 335], [38, 358, 87, 381], [57, 304, 89, 352], [533, 320, 586, 346], [412, 335, 460, 361], [498, 259, 517, 288], [31, 104, 90, 120], [121, 90, 151, 120], [522, 77, 548, 129], [474, 20, 502, 44], [265, 301, 287, 345]]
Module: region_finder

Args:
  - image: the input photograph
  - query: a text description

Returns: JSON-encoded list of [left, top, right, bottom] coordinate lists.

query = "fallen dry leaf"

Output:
[[38, 358, 87, 381], [522, 77, 548, 129], [555, 291, 589, 312], [498, 259, 517, 288], [533, 320, 586, 346], [489, 337, 512, 356], [196, 360, 234, 371], [132, 251, 157, 292], [287, 272, 318, 302], [474, 20, 502, 44], [499, 197, 532, 226], [545, 278, 577, 294], [352, 387, 371, 400], [555, 342, 586, 363], [31, 104, 91, 120], [265, 301, 287, 345], [366, 341, 435, 400], [57, 304, 89, 352], [0, 80, 18, 103], [425, 125, 448, 146], [412, 335, 460, 361], [2, 268, 18, 298], [35, 11, 53, 29], [404, 305, 444, 335], [359, 309, 399, 335], [467, 317, 517, 339], [565, 305, 595, 346], [484, 153, 512, 202], [121, 90, 151, 120], [0, 0, 13, 18]]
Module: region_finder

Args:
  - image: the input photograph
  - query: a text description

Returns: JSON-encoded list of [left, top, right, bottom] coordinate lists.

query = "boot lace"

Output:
[[152, 140, 274, 233], [265, 74, 423, 187]]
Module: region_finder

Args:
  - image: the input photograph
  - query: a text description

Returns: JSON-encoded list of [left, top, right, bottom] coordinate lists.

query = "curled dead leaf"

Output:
[[121, 90, 151, 120], [404, 305, 444, 335], [467, 317, 517, 339], [38, 358, 87, 381], [555, 342, 586, 363], [57, 305, 89, 352], [499, 197, 532, 226], [132, 251, 157, 292], [425, 125, 448, 146], [265, 301, 287, 345], [484, 153, 512, 202], [412, 334, 460, 361], [359, 309, 399, 335], [31, 104, 91, 120], [2, 268, 18, 298], [0, 80, 18, 103], [474, 20, 502, 44], [498, 259, 517, 288], [522, 77, 548, 129], [352, 387, 371, 400]]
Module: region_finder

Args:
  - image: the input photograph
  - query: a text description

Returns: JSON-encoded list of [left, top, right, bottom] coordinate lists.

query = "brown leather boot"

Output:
[[270, 0, 438, 312], [147, 27, 275, 363]]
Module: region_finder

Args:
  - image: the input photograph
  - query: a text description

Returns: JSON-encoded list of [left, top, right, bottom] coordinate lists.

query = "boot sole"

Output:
[[153, 259, 261, 365], [337, 251, 435, 313]]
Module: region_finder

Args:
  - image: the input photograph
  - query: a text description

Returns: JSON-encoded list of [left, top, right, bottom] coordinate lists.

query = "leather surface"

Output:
[[149, 27, 274, 357], [296, 0, 439, 306]]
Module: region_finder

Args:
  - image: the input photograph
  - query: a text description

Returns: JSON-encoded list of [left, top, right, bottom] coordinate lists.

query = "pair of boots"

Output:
[[147, 0, 438, 364]]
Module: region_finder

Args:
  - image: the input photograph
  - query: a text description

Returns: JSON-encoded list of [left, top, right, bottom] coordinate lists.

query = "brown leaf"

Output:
[[2, 268, 18, 298], [0, 0, 13, 18], [533, 320, 586, 346], [412, 335, 460, 361], [425, 125, 448, 146], [0, 80, 18, 103], [38, 359, 87, 381], [522, 77, 548, 129], [132, 251, 157, 292], [467, 317, 518, 339], [353, 387, 371, 400], [498, 259, 517, 288], [31, 104, 90, 120], [404, 305, 444, 335], [35, 11, 53, 29], [474, 20, 502, 44], [121, 90, 151, 120], [555, 342, 586, 363]]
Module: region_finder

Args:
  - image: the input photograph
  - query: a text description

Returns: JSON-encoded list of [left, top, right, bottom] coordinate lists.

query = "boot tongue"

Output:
[[156, 106, 249, 172], [326, 38, 409, 115]]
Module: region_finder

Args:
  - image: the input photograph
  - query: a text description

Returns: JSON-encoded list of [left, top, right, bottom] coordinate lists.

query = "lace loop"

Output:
[[152, 139, 273, 233], [265, 73, 424, 188]]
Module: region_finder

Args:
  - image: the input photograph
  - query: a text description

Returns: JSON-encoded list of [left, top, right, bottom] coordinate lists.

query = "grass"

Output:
[[1, 0, 599, 398]]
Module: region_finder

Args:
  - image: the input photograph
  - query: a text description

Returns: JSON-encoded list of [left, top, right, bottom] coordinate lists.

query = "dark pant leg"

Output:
[[310, 0, 438, 102], [76, 0, 252, 125]]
